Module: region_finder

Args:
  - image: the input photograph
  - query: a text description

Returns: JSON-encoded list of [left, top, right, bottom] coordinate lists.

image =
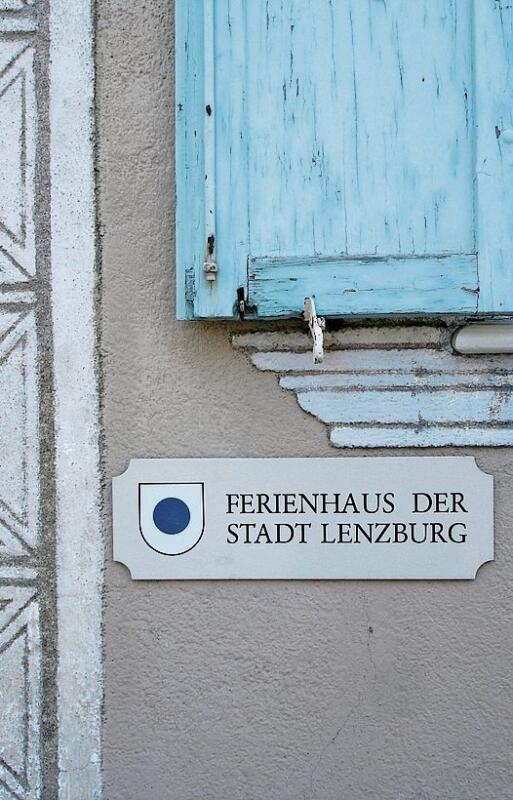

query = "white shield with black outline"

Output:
[[139, 483, 205, 555]]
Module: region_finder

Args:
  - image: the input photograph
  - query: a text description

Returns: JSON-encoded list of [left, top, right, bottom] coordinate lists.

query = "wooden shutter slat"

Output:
[[249, 254, 478, 318]]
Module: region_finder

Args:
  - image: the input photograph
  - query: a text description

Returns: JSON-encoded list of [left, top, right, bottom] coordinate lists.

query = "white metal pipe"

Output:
[[452, 323, 513, 354]]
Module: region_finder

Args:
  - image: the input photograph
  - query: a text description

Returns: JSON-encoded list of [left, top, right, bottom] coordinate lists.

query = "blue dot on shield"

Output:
[[153, 497, 191, 535]]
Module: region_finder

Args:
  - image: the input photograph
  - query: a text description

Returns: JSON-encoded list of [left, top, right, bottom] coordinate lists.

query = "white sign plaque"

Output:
[[113, 457, 493, 580]]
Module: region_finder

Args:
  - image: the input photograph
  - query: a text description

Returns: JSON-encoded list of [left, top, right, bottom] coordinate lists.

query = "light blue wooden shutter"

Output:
[[176, 1, 513, 320]]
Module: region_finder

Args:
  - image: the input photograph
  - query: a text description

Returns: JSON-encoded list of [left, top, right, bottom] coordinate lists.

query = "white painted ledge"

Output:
[[234, 326, 513, 447]]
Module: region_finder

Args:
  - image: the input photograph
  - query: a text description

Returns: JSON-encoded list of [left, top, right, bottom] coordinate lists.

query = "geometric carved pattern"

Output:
[[0, 3, 35, 10], [0, 310, 38, 556], [0, 42, 35, 282], [0, 588, 40, 799], [0, 6, 42, 800], [234, 326, 513, 447]]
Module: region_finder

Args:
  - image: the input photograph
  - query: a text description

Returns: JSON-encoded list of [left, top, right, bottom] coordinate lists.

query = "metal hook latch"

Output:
[[304, 297, 325, 364], [203, 234, 218, 282], [203, 258, 218, 282]]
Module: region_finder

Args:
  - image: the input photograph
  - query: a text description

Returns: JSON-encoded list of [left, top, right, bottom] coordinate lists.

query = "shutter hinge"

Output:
[[235, 287, 257, 319], [236, 287, 246, 319]]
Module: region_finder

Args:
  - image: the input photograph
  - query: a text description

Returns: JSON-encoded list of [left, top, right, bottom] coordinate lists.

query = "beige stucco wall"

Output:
[[98, 3, 513, 798]]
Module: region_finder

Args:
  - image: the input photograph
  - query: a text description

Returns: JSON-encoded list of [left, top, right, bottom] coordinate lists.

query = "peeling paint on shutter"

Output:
[[177, 1, 513, 320]]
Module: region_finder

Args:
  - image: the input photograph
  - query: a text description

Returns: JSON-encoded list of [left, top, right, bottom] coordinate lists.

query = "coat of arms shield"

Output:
[[138, 482, 205, 555]]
